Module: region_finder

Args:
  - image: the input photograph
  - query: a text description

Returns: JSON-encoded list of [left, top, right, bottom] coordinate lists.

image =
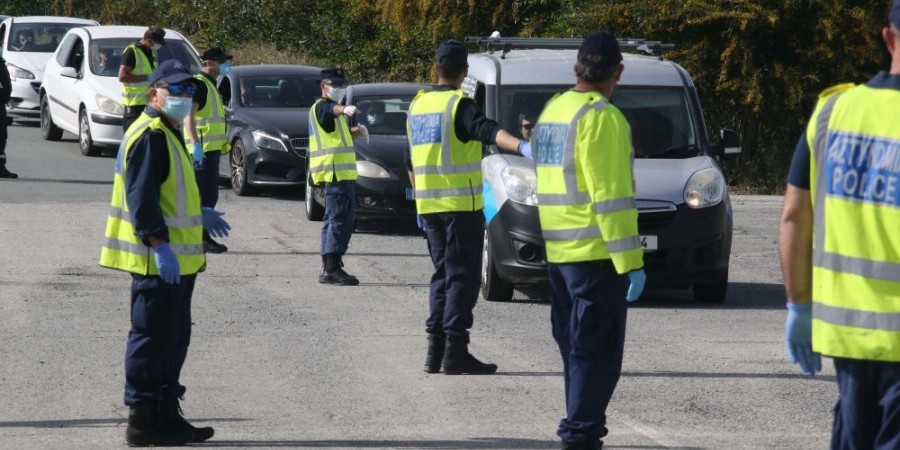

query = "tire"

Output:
[[305, 164, 325, 221], [693, 271, 728, 304], [481, 229, 514, 302], [40, 95, 63, 141], [230, 140, 254, 196], [79, 108, 100, 157]]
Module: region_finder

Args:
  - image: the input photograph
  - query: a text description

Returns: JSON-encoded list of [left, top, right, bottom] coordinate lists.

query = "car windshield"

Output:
[[500, 85, 700, 158], [239, 75, 321, 108], [89, 38, 201, 77], [7, 22, 84, 53], [353, 94, 415, 136]]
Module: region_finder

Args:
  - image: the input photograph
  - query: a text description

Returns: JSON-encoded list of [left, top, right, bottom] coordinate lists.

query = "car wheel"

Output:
[[481, 229, 514, 302], [693, 271, 728, 304], [79, 109, 100, 157], [40, 95, 63, 141], [230, 140, 255, 196], [305, 164, 325, 221]]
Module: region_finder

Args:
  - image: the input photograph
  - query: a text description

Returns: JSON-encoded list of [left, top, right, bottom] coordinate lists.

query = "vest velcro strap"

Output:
[[538, 192, 591, 206], [104, 238, 204, 257], [606, 235, 642, 253], [310, 163, 357, 173], [595, 197, 637, 214], [121, 92, 147, 101], [415, 185, 483, 199], [310, 146, 356, 156], [109, 206, 203, 229], [815, 302, 900, 332], [196, 117, 227, 125], [198, 133, 227, 143], [814, 249, 900, 282], [415, 161, 481, 175], [542, 226, 601, 241]]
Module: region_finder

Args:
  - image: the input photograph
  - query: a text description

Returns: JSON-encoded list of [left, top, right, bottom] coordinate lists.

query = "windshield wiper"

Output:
[[643, 144, 698, 159]]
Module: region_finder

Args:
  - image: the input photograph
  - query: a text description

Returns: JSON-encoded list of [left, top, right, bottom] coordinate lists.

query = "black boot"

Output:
[[561, 440, 601, 450], [442, 338, 497, 375], [318, 253, 359, 285], [159, 396, 214, 443], [203, 230, 228, 253], [125, 401, 194, 447], [0, 162, 17, 179], [424, 333, 445, 374]]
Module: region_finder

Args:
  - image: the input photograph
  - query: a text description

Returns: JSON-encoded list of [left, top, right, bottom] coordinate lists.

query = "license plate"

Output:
[[640, 235, 658, 251], [405, 188, 415, 200]]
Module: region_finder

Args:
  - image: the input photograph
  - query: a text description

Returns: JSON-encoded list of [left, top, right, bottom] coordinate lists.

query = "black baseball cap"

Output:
[[149, 59, 193, 86], [577, 32, 622, 70], [436, 39, 468, 67], [145, 25, 166, 45], [320, 68, 347, 85], [201, 47, 233, 62], [892, 0, 900, 29]]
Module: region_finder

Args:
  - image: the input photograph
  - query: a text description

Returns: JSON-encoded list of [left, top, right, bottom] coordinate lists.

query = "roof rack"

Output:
[[463, 36, 675, 59]]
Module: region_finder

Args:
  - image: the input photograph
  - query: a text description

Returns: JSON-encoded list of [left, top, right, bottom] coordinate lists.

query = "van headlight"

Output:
[[684, 167, 725, 208], [6, 63, 35, 80], [96, 94, 124, 116], [501, 165, 537, 205], [251, 130, 288, 152], [356, 160, 391, 179]]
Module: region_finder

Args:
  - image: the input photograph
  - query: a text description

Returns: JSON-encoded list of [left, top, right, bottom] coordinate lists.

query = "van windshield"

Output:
[[500, 86, 700, 159], [89, 38, 201, 77]]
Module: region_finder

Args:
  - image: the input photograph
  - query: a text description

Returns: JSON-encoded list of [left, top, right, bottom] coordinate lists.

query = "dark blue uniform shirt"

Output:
[[125, 107, 187, 244], [315, 98, 340, 133], [787, 71, 900, 189]]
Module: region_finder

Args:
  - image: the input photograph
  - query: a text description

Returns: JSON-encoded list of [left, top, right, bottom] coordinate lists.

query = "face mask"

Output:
[[151, 43, 162, 51], [161, 96, 192, 121], [367, 113, 382, 125], [218, 62, 231, 77], [326, 86, 346, 103]]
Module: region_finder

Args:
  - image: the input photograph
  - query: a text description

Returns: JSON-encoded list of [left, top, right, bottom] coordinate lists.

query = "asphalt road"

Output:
[[0, 121, 833, 449]]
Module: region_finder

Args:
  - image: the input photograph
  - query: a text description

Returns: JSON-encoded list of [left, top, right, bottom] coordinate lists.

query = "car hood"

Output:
[[89, 76, 124, 106], [353, 135, 408, 169], [237, 108, 310, 136], [634, 157, 717, 207], [5, 52, 50, 77]]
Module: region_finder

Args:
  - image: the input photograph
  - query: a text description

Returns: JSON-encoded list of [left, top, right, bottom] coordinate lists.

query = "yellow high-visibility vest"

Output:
[[407, 89, 483, 214], [806, 82, 900, 362], [100, 113, 205, 275], [534, 90, 642, 273], [120, 44, 156, 107], [308, 99, 357, 184], [187, 74, 231, 154]]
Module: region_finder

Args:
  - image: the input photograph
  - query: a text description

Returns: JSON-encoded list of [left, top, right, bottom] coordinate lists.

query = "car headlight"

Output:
[[95, 94, 124, 116], [356, 160, 391, 179], [684, 167, 725, 208], [6, 63, 35, 80], [251, 130, 288, 152], [501, 165, 537, 205]]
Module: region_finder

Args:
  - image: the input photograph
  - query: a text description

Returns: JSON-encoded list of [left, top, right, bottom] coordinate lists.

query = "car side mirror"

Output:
[[714, 128, 741, 159], [60, 67, 78, 78]]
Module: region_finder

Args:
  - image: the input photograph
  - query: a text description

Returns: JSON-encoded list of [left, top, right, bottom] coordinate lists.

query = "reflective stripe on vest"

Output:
[[120, 44, 155, 106], [407, 89, 483, 214], [190, 74, 230, 154], [308, 99, 357, 183]]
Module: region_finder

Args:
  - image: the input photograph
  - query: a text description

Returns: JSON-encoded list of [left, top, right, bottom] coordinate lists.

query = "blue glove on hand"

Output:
[[152, 243, 180, 285], [626, 269, 646, 302], [191, 142, 204, 166], [201, 207, 231, 238], [517, 140, 533, 160], [786, 303, 822, 376], [416, 214, 426, 231]]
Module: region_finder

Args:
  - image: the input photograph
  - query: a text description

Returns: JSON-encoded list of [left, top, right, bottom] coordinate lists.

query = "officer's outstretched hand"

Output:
[[626, 269, 646, 302], [785, 303, 822, 376], [152, 243, 180, 285], [191, 142, 204, 166], [342, 105, 358, 117], [201, 207, 231, 238]]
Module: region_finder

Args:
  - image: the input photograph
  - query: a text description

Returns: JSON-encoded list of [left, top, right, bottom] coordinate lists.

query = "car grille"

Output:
[[290, 138, 308, 158], [638, 209, 675, 232]]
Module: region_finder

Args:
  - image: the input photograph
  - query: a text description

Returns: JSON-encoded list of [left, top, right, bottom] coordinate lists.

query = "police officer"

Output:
[[407, 40, 529, 375], [533, 32, 645, 450], [0, 54, 17, 179], [118, 25, 165, 132], [309, 68, 364, 285], [100, 60, 230, 447], [779, 2, 900, 447], [185, 47, 233, 253]]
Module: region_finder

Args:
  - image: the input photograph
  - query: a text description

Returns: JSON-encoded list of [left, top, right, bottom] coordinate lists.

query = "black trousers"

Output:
[[122, 105, 145, 133], [0, 106, 7, 162]]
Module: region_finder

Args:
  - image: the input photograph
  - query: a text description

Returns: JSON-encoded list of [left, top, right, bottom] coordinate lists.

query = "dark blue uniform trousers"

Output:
[[195, 151, 221, 208], [124, 274, 196, 406], [321, 180, 355, 256], [831, 358, 900, 449], [549, 260, 629, 443], [422, 211, 484, 341]]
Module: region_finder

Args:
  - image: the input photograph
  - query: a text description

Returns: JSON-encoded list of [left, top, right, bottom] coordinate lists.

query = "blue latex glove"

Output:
[[626, 269, 646, 302], [416, 214, 426, 231], [517, 140, 533, 160], [152, 243, 180, 285], [191, 142, 204, 166], [201, 207, 231, 238], [786, 303, 822, 376]]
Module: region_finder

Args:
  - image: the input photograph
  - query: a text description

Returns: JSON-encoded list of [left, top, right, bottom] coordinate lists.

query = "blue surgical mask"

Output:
[[151, 43, 162, 52], [218, 62, 231, 77], [326, 86, 346, 103], [161, 96, 192, 121]]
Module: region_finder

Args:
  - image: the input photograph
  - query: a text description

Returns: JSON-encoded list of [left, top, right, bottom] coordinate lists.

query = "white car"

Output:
[[0, 16, 98, 124], [40, 26, 201, 156]]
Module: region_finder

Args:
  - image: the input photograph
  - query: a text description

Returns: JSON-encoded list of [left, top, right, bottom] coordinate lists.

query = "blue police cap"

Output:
[[320, 68, 347, 85], [577, 32, 622, 70], [436, 39, 468, 67], [148, 59, 193, 86], [892, 0, 900, 29]]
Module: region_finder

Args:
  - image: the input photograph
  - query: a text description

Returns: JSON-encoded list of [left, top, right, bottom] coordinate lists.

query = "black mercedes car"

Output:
[[305, 83, 431, 222], [216, 64, 323, 195]]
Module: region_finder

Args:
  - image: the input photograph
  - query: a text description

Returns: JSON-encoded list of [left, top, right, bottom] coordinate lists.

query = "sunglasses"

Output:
[[160, 83, 196, 97], [521, 123, 534, 131]]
